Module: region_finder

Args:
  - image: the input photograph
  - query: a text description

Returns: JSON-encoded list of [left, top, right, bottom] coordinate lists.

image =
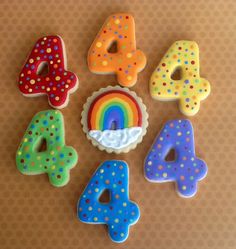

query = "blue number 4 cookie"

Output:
[[77, 160, 140, 243], [144, 119, 207, 198]]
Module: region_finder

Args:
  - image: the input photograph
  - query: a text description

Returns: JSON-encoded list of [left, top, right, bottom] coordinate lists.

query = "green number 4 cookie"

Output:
[[16, 110, 78, 187]]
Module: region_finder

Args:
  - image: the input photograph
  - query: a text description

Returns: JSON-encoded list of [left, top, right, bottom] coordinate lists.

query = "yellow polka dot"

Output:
[[46, 87, 50, 92], [30, 79, 35, 85], [51, 165, 56, 170], [88, 206, 92, 211], [55, 96, 60, 101], [115, 19, 120, 24], [18, 151, 22, 155], [182, 185, 187, 190], [95, 188, 99, 192], [28, 88, 32, 93], [102, 60, 108, 66], [127, 53, 132, 58], [65, 84, 69, 88], [127, 76, 132, 81], [46, 48, 52, 53], [148, 161, 152, 166], [177, 132, 182, 136], [55, 76, 61, 81], [29, 59, 34, 63], [93, 217, 98, 221], [51, 125, 55, 129], [24, 138, 28, 142], [96, 42, 102, 48], [123, 202, 127, 207], [163, 173, 168, 178], [50, 151, 55, 155]]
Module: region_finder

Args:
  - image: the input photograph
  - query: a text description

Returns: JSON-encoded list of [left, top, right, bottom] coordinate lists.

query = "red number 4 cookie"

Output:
[[18, 35, 79, 109]]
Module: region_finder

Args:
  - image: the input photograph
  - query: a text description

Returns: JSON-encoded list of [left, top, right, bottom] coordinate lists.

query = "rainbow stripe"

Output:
[[87, 90, 142, 131]]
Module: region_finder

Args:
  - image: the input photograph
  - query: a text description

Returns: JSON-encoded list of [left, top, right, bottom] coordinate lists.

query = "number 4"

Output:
[[88, 13, 147, 87], [150, 40, 211, 116], [77, 160, 140, 243]]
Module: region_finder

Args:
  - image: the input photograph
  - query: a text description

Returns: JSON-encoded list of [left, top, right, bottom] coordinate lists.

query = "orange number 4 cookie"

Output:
[[88, 13, 147, 87], [150, 41, 211, 116]]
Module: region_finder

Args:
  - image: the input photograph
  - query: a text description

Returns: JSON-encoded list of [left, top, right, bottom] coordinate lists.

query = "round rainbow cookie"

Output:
[[81, 86, 148, 153]]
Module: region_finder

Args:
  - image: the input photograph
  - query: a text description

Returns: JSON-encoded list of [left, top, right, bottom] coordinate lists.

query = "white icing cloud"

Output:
[[89, 127, 142, 150]]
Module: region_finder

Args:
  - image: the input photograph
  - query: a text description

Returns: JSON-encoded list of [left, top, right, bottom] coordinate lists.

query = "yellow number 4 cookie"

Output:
[[150, 40, 211, 116]]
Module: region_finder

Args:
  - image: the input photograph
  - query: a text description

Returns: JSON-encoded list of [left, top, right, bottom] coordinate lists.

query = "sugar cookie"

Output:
[[77, 160, 140, 243], [144, 119, 207, 198], [16, 110, 78, 187], [150, 40, 211, 116], [81, 86, 148, 153], [88, 13, 146, 87], [18, 35, 79, 109]]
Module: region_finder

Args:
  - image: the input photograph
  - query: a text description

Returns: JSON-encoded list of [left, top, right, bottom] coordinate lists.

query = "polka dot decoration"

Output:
[[78, 160, 140, 243], [16, 110, 78, 187], [18, 35, 79, 109], [144, 119, 207, 198], [0, 0, 235, 248]]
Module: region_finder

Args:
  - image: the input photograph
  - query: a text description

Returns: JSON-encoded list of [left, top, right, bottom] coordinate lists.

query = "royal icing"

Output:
[[77, 160, 140, 243], [81, 86, 148, 153], [16, 110, 78, 187], [144, 119, 207, 198], [18, 35, 78, 109], [150, 40, 211, 116], [89, 127, 142, 149], [88, 13, 146, 87]]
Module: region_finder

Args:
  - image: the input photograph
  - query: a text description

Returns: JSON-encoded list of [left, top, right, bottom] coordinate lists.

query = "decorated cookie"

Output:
[[150, 40, 211, 116], [77, 160, 140, 243], [88, 13, 146, 87], [18, 35, 79, 109], [144, 119, 207, 198], [81, 86, 148, 153], [16, 110, 78, 187]]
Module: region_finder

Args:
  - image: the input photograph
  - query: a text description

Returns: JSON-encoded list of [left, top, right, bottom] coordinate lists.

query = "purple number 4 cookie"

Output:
[[144, 119, 207, 198]]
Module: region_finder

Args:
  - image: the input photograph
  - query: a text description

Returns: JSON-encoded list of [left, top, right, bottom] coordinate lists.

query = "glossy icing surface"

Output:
[[144, 119, 207, 197], [82, 86, 148, 152], [78, 160, 140, 243], [88, 13, 146, 87], [16, 110, 78, 187], [89, 127, 142, 149], [19, 35, 78, 108], [87, 90, 142, 131], [150, 40, 210, 116]]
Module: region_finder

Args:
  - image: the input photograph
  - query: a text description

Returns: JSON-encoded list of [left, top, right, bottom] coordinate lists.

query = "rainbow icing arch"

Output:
[[87, 90, 142, 131]]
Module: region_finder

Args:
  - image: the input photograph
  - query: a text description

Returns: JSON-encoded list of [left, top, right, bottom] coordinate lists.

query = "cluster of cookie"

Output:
[[16, 13, 211, 243]]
